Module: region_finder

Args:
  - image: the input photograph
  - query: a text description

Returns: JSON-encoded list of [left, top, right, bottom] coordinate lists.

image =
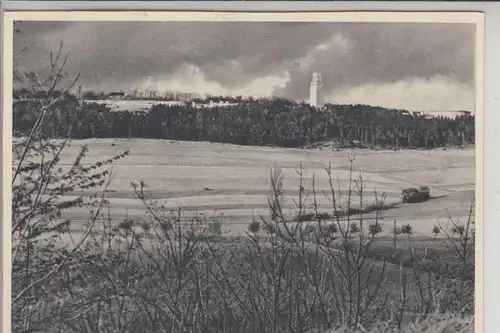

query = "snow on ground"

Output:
[[92, 99, 185, 112], [90, 99, 239, 112], [44, 138, 475, 237]]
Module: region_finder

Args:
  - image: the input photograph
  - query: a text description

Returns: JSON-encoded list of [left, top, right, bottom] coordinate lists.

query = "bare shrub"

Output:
[[368, 222, 383, 236], [350, 222, 361, 233], [247, 219, 261, 234], [432, 225, 441, 237], [11, 44, 129, 332], [401, 224, 413, 235]]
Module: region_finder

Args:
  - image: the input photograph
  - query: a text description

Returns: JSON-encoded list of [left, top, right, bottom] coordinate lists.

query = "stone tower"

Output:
[[309, 72, 324, 108]]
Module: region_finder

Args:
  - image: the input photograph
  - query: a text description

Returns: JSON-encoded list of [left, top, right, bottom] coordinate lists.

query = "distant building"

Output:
[[309, 72, 324, 108], [108, 91, 125, 101], [191, 100, 238, 109]]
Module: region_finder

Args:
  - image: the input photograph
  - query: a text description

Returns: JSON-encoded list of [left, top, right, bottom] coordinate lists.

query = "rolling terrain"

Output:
[[51, 138, 475, 238]]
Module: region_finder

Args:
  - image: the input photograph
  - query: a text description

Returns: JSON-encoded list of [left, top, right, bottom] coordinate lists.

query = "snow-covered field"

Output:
[[90, 99, 238, 112], [53, 139, 475, 237]]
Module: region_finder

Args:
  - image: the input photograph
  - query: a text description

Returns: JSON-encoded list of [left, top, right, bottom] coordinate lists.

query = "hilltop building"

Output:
[[109, 91, 125, 101], [309, 72, 324, 108]]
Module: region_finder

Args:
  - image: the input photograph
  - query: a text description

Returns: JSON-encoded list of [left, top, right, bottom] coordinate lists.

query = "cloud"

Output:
[[274, 23, 475, 100], [328, 75, 475, 112], [13, 21, 476, 111], [131, 64, 290, 98]]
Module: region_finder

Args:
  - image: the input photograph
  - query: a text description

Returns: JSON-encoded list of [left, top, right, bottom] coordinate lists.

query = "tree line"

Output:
[[13, 96, 475, 149], [13, 88, 252, 103]]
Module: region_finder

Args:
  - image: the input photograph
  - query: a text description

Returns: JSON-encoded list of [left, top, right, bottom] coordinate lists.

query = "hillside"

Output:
[[13, 98, 474, 150], [46, 138, 474, 238]]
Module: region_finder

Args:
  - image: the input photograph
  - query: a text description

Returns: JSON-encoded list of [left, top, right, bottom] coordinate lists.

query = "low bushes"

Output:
[[401, 186, 431, 203]]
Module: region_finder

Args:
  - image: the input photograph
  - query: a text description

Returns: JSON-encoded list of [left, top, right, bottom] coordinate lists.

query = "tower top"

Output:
[[312, 72, 322, 82]]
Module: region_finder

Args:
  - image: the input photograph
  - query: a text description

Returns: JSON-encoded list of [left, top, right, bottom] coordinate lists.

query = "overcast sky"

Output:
[[14, 21, 476, 112]]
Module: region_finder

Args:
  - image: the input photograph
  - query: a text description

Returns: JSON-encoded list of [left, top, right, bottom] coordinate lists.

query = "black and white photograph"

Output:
[[5, 11, 482, 333]]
